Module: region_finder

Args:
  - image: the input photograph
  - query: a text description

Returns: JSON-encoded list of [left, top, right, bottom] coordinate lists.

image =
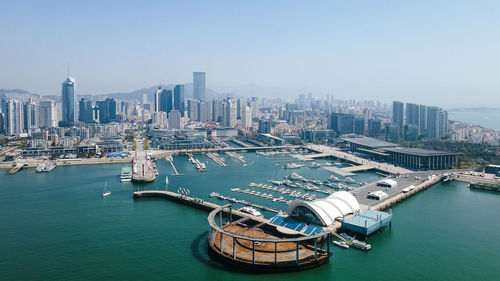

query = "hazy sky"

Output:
[[1, 0, 499, 107]]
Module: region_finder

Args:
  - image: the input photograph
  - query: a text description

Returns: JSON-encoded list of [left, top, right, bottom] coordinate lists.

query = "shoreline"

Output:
[[0, 157, 133, 170]]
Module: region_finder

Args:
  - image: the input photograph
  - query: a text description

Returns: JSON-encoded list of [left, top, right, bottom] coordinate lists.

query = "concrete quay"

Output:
[[305, 144, 412, 174]]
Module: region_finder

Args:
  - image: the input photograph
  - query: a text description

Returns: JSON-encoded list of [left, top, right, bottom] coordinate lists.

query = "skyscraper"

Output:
[[174, 84, 185, 116], [39, 99, 57, 128], [23, 98, 38, 133], [5, 99, 22, 135], [419, 105, 427, 134], [222, 99, 236, 127], [96, 98, 117, 123], [187, 99, 200, 121], [392, 101, 404, 136], [154, 87, 162, 112], [193, 72, 206, 100], [61, 77, 76, 126], [158, 89, 173, 113], [78, 98, 93, 123], [426, 106, 440, 139], [168, 110, 182, 129], [405, 103, 420, 131]]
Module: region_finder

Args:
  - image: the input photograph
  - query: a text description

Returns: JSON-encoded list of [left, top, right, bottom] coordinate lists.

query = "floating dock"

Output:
[[166, 156, 182, 176]]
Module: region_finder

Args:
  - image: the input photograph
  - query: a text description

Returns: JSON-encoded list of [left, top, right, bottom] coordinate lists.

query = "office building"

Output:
[[39, 100, 57, 128], [168, 110, 182, 129], [392, 101, 404, 136], [406, 103, 420, 132], [222, 99, 236, 127], [187, 99, 200, 121], [367, 119, 382, 137], [193, 72, 206, 100], [174, 84, 185, 116], [96, 98, 117, 123], [78, 98, 94, 123], [258, 119, 271, 134], [61, 77, 76, 126], [5, 99, 22, 135], [23, 98, 38, 132]]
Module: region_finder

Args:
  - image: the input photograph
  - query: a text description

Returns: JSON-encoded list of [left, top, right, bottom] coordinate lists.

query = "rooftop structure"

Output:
[[341, 209, 392, 236], [288, 191, 360, 226]]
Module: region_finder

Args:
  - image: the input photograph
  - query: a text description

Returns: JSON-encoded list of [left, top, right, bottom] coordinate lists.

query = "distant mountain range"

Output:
[[0, 84, 232, 103]]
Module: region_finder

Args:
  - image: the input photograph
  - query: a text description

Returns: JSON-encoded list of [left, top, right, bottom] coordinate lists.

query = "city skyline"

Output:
[[1, 1, 499, 107]]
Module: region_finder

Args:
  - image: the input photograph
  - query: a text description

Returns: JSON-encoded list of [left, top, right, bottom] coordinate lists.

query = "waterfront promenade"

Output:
[[306, 144, 413, 174]]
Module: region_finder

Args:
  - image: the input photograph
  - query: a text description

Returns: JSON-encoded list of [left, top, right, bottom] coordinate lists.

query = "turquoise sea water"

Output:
[[448, 111, 500, 130], [0, 153, 499, 280]]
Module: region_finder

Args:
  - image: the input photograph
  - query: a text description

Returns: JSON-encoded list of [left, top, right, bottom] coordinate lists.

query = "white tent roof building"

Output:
[[287, 191, 360, 226]]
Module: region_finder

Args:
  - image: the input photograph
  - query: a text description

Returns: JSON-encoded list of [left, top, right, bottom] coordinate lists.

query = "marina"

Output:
[[1, 150, 498, 280]]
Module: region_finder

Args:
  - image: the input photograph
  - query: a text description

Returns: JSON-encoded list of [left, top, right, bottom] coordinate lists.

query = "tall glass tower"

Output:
[[193, 72, 206, 100], [174, 84, 185, 116], [61, 77, 76, 126]]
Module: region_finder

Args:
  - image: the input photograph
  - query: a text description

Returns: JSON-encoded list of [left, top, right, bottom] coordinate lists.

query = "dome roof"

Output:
[[288, 191, 360, 226]]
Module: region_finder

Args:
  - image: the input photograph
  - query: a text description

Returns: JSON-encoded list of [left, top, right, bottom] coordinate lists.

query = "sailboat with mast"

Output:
[[103, 180, 111, 197]]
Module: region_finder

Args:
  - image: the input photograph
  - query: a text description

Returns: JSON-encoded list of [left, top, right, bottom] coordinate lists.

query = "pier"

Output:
[[132, 150, 156, 183], [188, 153, 207, 171], [166, 156, 182, 176], [207, 152, 227, 167], [226, 152, 246, 163], [9, 163, 25, 174]]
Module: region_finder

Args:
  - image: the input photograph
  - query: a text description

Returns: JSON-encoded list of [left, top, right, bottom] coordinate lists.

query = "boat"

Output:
[[165, 176, 169, 185], [344, 177, 356, 183], [351, 241, 371, 251], [340, 233, 354, 241], [120, 167, 132, 182], [238, 207, 263, 217], [288, 173, 304, 180], [333, 240, 350, 249], [328, 175, 340, 181], [284, 163, 304, 169], [310, 162, 322, 168], [102, 181, 111, 197], [35, 163, 56, 173]]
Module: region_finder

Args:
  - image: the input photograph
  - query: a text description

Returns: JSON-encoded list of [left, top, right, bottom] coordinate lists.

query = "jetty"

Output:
[[9, 163, 25, 174], [207, 152, 227, 167], [166, 156, 182, 176]]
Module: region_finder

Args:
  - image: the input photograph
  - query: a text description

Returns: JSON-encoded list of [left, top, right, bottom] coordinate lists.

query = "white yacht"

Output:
[[102, 181, 111, 197], [284, 163, 304, 169], [36, 164, 56, 173], [238, 207, 263, 217], [333, 240, 350, 249]]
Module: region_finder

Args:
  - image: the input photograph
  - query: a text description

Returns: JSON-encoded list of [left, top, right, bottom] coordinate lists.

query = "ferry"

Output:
[[35, 164, 56, 173], [284, 163, 304, 169], [238, 207, 263, 217], [120, 167, 132, 182], [333, 240, 350, 249]]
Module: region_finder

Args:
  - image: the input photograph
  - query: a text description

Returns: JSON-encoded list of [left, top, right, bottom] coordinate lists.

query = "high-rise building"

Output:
[[174, 85, 185, 116], [193, 72, 206, 100], [39, 99, 57, 128], [222, 99, 236, 127], [328, 113, 354, 135], [199, 100, 212, 122], [354, 117, 365, 135], [5, 99, 22, 135], [237, 99, 247, 119], [419, 105, 427, 134], [61, 77, 76, 127], [142, 93, 148, 105], [241, 106, 252, 129], [154, 87, 162, 112], [392, 101, 404, 136], [159, 89, 173, 113], [187, 99, 200, 121], [78, 98, 93, 123], [367, 119, 382, 137], [23, 98, 38, 133], [250, 97, 258, 120], [405, 103, 420, 131], [386, 123, 400, 143], [168, 110, 182, 129], [405, 124, 419, 141], [96, 98, 117, 123], [258, 119, 271, 134], [426, 106, 440, 139], [0, 113, 5, 135], [212, 99, 223, 122]]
